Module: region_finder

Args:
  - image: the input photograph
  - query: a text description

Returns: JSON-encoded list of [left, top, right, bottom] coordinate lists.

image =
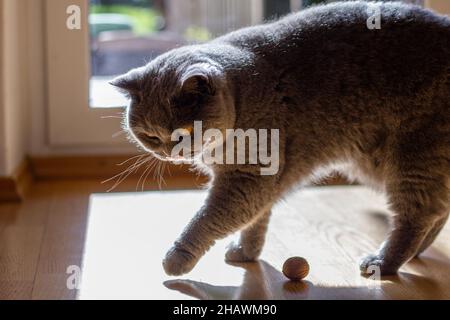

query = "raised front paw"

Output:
[[359, 254, 399, 276], [163, 246, 199, 276], [225, 242, 260, 263]]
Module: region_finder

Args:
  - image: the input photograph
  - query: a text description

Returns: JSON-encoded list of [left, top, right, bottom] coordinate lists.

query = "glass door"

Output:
[[46, 0, 264, 146]]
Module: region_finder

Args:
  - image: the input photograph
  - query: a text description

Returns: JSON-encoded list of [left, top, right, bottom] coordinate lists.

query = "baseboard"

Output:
[[1, 155, 202, 202], [0, 159, 33, 202], [28, 154, 209, 193], [29, 154, 194, 180]]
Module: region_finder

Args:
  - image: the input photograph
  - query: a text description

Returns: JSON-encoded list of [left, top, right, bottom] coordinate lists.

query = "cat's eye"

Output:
[[142, 135, 162, 146]]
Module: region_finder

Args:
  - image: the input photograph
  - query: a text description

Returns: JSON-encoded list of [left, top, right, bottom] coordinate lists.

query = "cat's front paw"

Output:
[[359, 254, 399, 276], [163, 246, 199, 276], [225, 242, 260, 263]]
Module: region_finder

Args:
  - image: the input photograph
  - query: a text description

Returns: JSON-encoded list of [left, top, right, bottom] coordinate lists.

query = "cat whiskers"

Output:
[[111, 125, 131, 139], [116, 154, 146, 166], [152, 160, 168, 190], [136, 157, 169, 191], [137, 157, 159, 191], [101, 116, 124, 119], [101, 111, 126, 120], [102, 153, 171, 192], [159, 162, 168, 189], [102, 154, 151, 192], [111, 130, 128, 139]]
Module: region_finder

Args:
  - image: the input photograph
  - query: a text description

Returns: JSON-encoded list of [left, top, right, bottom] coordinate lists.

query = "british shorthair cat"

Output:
[[112, 1, 450, 276]]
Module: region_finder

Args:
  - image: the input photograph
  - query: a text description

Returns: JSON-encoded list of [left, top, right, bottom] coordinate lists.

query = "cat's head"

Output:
[[111, 46, 235, 161]]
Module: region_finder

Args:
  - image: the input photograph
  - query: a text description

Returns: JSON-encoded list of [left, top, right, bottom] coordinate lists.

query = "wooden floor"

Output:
[[0, 179, 449, 300]]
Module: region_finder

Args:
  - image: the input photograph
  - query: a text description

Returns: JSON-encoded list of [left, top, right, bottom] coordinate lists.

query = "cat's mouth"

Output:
[[162, 138, 222, 163], [154, 151, 200, 163]]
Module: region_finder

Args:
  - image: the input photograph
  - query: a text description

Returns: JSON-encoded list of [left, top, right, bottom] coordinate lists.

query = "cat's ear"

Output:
[[109, 69, 142, 95], [180, 64, 222, 97]]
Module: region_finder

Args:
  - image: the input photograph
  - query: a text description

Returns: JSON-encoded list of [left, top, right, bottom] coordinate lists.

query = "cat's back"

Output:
[[281, 1, 450, 33], [221, 1, 450, 50], [216, 1, 450, 103]]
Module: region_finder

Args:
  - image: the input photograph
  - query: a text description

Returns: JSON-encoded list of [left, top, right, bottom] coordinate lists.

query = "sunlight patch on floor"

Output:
[[77, 186, 450, 300], [78, 190, 243, 300]]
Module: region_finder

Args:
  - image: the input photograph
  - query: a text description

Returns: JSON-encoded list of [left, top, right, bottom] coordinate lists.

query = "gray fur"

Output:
[[112, 1, 450, 276]]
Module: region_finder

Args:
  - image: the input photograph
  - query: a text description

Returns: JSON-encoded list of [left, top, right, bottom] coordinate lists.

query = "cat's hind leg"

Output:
[[360, 173, 449, 275], [225, 209, 272, 262], [415, 213, 449, 257]]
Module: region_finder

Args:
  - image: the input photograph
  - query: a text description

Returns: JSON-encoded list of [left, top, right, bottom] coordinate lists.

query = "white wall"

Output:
[[0, 0, 30, 176], [27, 0, 47, 157], [0, 0, 5, 176]]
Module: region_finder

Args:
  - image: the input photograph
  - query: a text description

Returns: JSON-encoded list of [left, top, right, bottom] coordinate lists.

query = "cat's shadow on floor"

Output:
[[164, 257, 450, 300]]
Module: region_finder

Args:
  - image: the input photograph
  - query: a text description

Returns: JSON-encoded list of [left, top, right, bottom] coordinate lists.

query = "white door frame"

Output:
[[45, 0, 130, 147]]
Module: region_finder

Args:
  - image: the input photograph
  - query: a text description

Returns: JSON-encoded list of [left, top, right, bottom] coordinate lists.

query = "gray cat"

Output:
[[112, 1, 450, 276]]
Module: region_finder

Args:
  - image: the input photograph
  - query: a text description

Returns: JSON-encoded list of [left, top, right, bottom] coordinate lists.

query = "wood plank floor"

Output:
[[0, 179, 449, 300]]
